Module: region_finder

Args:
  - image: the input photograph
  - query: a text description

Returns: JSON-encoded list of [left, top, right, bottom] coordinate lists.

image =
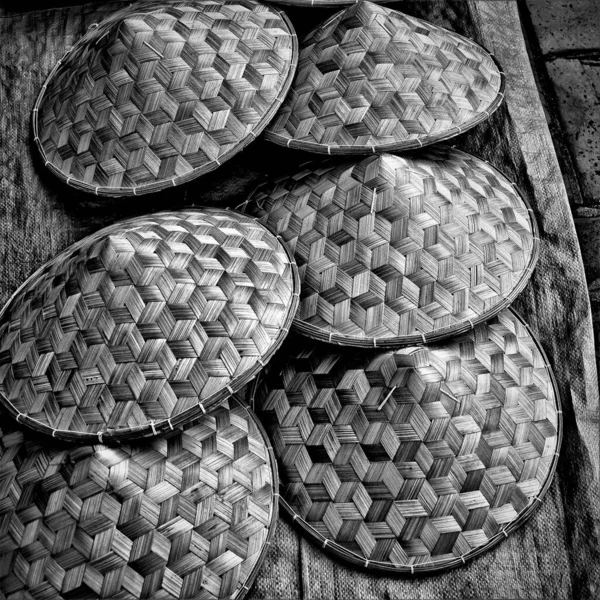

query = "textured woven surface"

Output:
[[0, 396, 278, 600], [1, 1, 598, 598], [265, 1, 504, 154], [267, 1, 397, 6], [0, 209, 299, 442], [255, 309, 561, 573], [33, 0, 298, 197], [246, 147, 538, 347]]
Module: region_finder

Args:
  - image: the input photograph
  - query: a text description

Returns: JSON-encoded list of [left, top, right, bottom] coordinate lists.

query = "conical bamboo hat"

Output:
[[33, 0, 298, 196], [0, 209, 299, 442], [266, 1, 503, 154]]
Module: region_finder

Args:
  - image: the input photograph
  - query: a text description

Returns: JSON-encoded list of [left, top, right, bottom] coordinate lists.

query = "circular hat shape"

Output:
[[0, 209, 299, 442], [0, 396, 278, 599], [33, 0, 298, 197], [265, 1, 504, 154], [246, 148, 539, 348], [254, 310, 561, 573]]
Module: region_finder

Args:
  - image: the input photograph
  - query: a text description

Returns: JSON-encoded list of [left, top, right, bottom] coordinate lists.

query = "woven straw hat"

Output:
[[265, 1, 504, 154], [254, 310, 561, 573], [0, 396, 278, 599], [245, 148, 539, 348], [0, 209, 299, 442], [33, 0, 298, 197]]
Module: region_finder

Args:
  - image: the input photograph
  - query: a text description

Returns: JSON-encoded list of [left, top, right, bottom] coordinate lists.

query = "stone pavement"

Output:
[[523, 0, 600, 361]]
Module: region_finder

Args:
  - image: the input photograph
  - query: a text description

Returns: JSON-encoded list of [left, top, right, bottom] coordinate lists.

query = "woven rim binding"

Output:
[[252, 309, 562, 574], [32, 0, 299, 197], [265, 1, 506, 154], [0, 395, 279, 599], [267, 0, 397, 6], [0, 208, 300, 442], [244, 147, 540, 348]]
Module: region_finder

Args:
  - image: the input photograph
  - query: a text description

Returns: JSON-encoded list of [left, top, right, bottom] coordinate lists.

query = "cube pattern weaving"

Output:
[[266, 1, 503, 154], [0, 209, 299, 442], [255, 310, 561, 573], [0, 397, 278, 599], [34, 0, 298, 196], [247, 148, 538, 347]]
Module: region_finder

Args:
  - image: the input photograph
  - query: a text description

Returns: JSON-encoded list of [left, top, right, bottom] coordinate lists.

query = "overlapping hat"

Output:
[[0, 209, 300, 442], [245, 147, 539, 348], [33, 0, 298, 196], [266, 1, 504, 154], [253, 309, 561, 573], [0, 396, 278, 599], [12, 0, 562, 590]]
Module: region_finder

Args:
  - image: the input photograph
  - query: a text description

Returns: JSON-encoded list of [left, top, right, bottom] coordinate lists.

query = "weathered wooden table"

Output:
[[0, 1, 598, 598]]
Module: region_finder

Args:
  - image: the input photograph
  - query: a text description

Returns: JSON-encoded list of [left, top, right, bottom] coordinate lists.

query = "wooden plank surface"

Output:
[[0, 1, 598, 598]]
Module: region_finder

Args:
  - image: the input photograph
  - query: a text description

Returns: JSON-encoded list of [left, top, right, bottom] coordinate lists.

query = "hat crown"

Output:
[[0, 209, 300, 441], [266, 1, 503, 153], [34, 0, 297, 195], [248, 148, 538, 347]]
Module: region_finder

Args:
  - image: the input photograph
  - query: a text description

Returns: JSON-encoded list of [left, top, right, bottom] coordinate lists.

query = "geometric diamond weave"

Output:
[[247, 148, 538, 348], [0, 209, 299, 442], [0, 397, 277, 599], [33, 0, 298, 196], [255, 310, 561, 573], [266, 1, 503, 154]]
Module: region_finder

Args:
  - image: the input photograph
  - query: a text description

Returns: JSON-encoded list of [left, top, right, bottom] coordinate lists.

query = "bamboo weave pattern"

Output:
[[0, 398, 277, 599], [255, 310, 561, 572], [267, 1, 397, 6], [265, 1, 503, 154], [247, 148, 538, 347], [0, 209, 299, 442], [33, 0, 298, 196]]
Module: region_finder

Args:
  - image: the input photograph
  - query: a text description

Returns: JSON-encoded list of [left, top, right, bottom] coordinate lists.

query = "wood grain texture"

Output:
[[246, 147, 538, 347], [254, 309, 561, 573], [34, 0, 298, 196], [0, 209, 299, 442], [0, 396, 278, 600], [265, 1, 504, 154]]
